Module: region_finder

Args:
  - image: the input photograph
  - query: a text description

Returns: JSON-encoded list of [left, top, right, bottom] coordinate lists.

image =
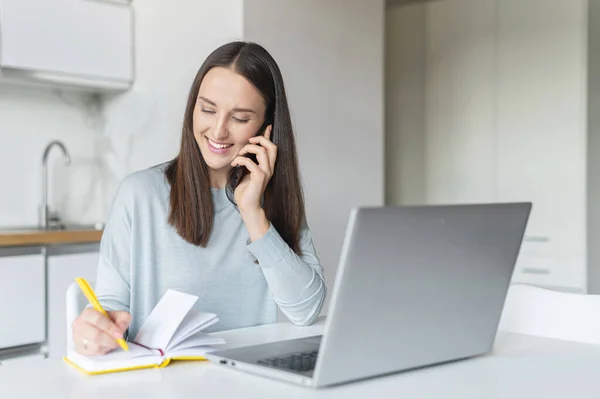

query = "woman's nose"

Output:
[[213, 120, 229, 141]]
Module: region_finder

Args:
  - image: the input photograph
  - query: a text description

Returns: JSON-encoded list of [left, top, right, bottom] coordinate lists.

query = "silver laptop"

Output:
[[206, 202, 532, 388]]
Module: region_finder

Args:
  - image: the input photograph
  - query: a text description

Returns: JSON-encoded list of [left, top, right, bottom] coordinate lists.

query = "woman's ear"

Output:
[[264, 124, 273, 140]]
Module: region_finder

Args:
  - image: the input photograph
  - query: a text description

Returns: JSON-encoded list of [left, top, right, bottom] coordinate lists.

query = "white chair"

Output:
[[498, 283, 600, 345], [65, 281, 91, 352]]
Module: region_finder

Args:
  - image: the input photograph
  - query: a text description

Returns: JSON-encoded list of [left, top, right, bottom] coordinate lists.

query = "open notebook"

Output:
[[64, 289, 226, 375]]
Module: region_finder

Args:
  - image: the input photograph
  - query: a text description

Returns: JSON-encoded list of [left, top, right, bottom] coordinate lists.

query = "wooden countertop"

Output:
[[0, 228, 103, 247]]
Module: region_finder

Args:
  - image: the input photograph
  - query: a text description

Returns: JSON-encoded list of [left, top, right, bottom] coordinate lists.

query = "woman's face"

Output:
[[193, 67, 267, 179]]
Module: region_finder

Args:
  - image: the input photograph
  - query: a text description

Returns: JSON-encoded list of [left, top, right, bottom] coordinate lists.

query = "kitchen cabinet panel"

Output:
[[0, 254, 46, 349], [47, 250, 98, 358], [0, 0, 134, 91]]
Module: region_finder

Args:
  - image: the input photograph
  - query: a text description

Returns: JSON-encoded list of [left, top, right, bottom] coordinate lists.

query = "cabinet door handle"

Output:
[[81, 0, 131, 5], [523, 236, 550, 243], [522, 267, 550, 275]]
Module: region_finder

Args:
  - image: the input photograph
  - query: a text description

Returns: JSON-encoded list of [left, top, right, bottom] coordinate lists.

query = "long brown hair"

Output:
[[165, 41, 306, 255]]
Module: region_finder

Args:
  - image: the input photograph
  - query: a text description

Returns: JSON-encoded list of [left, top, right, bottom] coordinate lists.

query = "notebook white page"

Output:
[[167, 331, 225, 352], [66, 343, 160, 372], [133, 289, 198, 350], [167, 309, 219, 350]]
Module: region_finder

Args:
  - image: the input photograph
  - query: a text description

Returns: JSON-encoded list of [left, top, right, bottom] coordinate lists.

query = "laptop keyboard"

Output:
[[256, 350, 319, 372]]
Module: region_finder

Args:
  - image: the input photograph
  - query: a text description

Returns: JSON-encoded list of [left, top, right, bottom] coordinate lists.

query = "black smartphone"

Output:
[[229, 119, 271, 190]]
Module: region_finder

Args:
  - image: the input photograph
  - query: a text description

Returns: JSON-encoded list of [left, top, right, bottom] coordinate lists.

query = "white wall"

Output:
[[0, 0, 243, 226], [0, 85, 102, 226], [244, 0, 386, 308]]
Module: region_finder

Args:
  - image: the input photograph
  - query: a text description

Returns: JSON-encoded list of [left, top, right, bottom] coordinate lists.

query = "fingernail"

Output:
[[113, 331, 122, 339]]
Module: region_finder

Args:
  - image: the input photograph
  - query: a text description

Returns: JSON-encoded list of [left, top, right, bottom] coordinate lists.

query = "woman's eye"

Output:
[[201, 108, 216, 114], [233, 117, 249, 123]]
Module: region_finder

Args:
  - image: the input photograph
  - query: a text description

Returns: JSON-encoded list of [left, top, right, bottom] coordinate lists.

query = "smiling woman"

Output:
[[69, 41, 327, 357]]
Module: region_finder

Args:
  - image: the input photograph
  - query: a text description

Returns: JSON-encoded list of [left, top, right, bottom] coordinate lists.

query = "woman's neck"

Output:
[[209, 168, 229, 189]]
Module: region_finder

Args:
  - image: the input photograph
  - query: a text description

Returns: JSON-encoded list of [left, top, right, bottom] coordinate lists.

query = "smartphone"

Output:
[[229, 119, 272, 190]]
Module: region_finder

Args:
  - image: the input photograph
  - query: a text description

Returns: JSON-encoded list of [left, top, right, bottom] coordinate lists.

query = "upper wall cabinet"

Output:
[[0, 0, 134, 92]]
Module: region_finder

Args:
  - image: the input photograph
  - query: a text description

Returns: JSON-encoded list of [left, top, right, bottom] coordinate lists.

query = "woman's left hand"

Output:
[[231, 125, 276, 216]]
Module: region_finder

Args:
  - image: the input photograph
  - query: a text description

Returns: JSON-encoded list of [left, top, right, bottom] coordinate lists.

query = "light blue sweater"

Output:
[[94, 163, 327, 339]]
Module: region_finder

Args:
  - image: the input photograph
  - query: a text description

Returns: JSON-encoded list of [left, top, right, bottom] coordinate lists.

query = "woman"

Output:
[[71, 41, 327, 356]]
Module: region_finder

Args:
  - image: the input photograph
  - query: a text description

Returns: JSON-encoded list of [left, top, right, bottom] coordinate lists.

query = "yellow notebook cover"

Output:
[[64, 289, 225, 375], [63, 344, 214, 375]]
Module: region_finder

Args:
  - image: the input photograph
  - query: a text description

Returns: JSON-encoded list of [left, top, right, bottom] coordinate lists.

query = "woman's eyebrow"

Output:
[[198, 96, 216, 106], [198, 96, 256, 113], [232, 107, 256, 113]]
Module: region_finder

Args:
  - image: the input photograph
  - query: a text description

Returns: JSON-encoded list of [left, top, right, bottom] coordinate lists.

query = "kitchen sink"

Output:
[[46, 223, 105, 231], [0, 223, 105, 233]]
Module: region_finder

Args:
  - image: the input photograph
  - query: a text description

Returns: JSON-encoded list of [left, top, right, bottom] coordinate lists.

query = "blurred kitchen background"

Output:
[[1, 0, 599, 365]]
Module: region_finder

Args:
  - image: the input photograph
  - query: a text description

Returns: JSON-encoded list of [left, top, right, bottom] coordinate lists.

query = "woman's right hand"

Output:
[[71, 308, 131, 356]]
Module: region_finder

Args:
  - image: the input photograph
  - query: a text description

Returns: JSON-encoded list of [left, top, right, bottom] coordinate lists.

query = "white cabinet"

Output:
[[0, 253, 45, 349], [394, 0, 590, 292], [0, 0, 134, 91], [495, 0, 588, 291], [47, 249, 98, 359]]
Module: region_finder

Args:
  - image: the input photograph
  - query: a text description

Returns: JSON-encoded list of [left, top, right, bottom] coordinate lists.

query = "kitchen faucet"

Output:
[[40, 140, 71, 229]]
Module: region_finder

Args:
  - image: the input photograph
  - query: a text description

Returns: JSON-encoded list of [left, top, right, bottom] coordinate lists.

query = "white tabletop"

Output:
[[2, 317, 600, 398]]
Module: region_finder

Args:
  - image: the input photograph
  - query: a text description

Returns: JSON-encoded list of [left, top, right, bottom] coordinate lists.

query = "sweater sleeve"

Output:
[[246, 221, 327, 326], [93, 177, 134, 313]]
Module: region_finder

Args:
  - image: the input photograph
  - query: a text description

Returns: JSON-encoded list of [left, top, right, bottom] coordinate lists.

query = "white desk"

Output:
[[2, 317, 600, 398]]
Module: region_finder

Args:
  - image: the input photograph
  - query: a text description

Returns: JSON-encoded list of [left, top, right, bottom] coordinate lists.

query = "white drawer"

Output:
[[510, 248, 585, 292], [0, 352, 45, 368], [0, 254, 46, 349]]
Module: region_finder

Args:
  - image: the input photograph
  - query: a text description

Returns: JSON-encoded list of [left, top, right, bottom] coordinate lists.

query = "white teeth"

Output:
[[208, 138, 232, 149]]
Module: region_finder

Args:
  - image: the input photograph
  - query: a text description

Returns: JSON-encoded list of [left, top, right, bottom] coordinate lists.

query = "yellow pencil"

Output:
[[75, 277, 129, 352]]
